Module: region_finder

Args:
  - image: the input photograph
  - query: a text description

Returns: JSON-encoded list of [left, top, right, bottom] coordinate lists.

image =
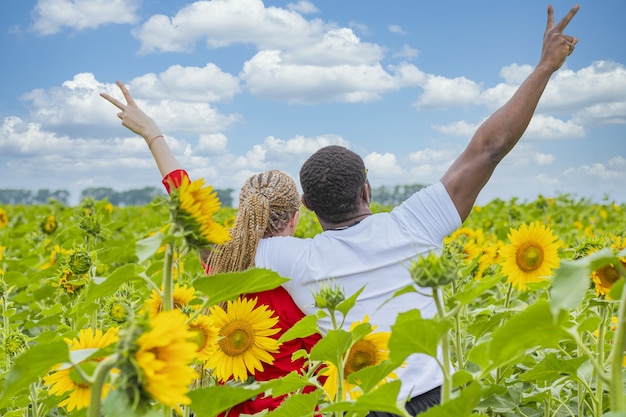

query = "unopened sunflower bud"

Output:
[[409, 251, 457, 288], [78, 213, 101, 237], [314, 284, 345, 310], [2, 330, 29, 357], [104, 298, 132, 324], [68, 249, 92, 275]]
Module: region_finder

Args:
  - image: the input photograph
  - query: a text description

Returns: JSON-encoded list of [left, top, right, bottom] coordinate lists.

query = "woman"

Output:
[[101, 81, 320, 415]]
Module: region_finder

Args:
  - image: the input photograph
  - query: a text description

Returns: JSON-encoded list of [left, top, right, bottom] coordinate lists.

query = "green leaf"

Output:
[[187, 383, 269, 417], [135, 232, 165, 263], [278, 314, 319, 343], [0, 339, 68, 408], [323, 380, 406, 416], [193, 268, 289, 306], [451, 274, 501, 306], [518, 353, 586, 382], [336, 286, 366, 318], [388, 309, 451, 362], [310, 328, 352, 369], [262, 371, 317, 397], [347, 359, 402, 394], [85, 263, 140, 304], [486, 300, 572, 371], [551, 248, 618, 314], [421, 382, 482, 417], [103, 390, 161, 417], [265, 390, 322, 417]]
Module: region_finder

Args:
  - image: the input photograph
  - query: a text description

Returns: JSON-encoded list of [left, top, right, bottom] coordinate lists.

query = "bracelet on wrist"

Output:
[[148, 134, 164, 150]]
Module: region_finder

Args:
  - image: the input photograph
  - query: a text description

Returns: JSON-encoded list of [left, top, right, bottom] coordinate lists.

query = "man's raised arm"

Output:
[[441, 5, 580, 221]]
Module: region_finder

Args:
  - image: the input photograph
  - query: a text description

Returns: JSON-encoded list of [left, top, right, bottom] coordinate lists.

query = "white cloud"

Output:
[[263, 134, 348, 156], [408, 147, 457, 164], [393, 44, 419, 60], [363, 152, 404, 177], [133, 0, 330, 54], [282, 28, 384, 65], [129, 64, 241, 103], [197, 133, 228, 154], [564, 161, 625, 181], [535, 174, 561, 186], [413, 75, 482, 110], [533, 152, 555, 166], [21, 74, 242, 136], [524, 115, 586, 140], [388, 24, 406, 35], [432, 120, 479, 137], [242, 52, 423, 103], [287, 1, 319, 14], [31, 0, 139, 35]]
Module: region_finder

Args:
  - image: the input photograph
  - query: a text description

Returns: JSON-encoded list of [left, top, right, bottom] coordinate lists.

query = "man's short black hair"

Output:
[[299, 145, 368, 223]]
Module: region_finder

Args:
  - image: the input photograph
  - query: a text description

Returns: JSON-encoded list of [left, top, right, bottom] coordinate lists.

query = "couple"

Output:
[[101, 5, 579, 416]]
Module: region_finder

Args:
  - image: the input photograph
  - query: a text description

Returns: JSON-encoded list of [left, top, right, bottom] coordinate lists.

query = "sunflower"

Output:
[[188, 314, 219, 361], [321, 316, 395, 401], [171, 177, 231, 250], [0, 207, 8, 228], [41, 215, 58, 234], [500, 222, 560, 290], [145, 284, 197, 318], [135, 309, 199, 411], [207, 297, 280, 382], [43, 327, 119, 412], [54, 268, 90, 295], [591, 236, 626, 299]]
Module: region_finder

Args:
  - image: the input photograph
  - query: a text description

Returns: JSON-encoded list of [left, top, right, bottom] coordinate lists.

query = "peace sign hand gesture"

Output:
[[100, 80, 162, 145], [539, 4, 580, 73]]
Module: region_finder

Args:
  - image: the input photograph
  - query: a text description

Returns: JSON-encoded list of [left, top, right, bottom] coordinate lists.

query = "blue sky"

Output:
[[1, 0, 625, 206]]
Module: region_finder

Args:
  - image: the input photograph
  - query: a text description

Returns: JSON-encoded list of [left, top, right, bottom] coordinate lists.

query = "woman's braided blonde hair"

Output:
[[205, 170, 301, 274]]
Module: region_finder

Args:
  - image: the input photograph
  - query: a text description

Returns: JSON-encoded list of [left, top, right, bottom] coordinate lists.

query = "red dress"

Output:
[[163, 170, 321, 415]]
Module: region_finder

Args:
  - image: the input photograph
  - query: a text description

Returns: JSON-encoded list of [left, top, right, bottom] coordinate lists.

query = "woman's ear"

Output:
[[290, 210, 300, 229]]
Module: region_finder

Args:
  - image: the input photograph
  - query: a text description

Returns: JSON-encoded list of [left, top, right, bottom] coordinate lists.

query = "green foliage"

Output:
[[0, 194, 624, 416]]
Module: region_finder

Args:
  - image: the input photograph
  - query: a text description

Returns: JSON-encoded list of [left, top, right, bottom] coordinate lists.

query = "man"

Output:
[[102, 5, 579, 415], [254, 5, 580, 416]]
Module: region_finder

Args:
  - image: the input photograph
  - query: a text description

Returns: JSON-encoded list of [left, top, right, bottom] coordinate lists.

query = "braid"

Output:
[[206, 170, 300, 274]]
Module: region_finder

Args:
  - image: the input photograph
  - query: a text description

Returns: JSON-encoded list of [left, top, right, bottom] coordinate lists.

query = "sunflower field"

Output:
[[0, 183, 625, 417]]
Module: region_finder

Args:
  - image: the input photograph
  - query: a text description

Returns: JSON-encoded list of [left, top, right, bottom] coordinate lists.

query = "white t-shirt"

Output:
[[255, 181, 462, 401]]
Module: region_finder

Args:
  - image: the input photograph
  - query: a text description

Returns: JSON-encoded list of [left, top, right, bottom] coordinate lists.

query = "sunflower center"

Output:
[[596, 265, 621, 286], [219, 321, 254, 356], [190, 327, 208, 351], [516, 242, 544, 272], [344, 340, 377, 376]]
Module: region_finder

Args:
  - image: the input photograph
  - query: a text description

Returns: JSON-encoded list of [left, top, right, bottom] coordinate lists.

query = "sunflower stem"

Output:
[[595, 303, 609, 416], [607, 269, 626, 411], [87, 353, 119, 417], [433, 287, 451, 403], [162, 239, 175, 312]]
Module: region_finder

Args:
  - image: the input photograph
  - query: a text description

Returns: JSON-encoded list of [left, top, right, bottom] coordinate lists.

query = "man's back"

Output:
[[255, 181, 461, 400]]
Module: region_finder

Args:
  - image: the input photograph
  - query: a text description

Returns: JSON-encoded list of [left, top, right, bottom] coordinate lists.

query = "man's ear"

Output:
[[301, 195, 313, 211], [363, 180, 372, 205]]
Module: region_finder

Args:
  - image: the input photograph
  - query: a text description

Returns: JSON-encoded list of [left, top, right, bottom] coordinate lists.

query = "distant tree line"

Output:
[[370, 183, 426, 206], [0, 187, 235, 207], [0, 189, 71, 205], [0, 183, 424, 208]]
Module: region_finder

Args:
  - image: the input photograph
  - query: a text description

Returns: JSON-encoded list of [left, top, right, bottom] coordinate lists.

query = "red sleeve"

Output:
[[162, 169, 189, 194]]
